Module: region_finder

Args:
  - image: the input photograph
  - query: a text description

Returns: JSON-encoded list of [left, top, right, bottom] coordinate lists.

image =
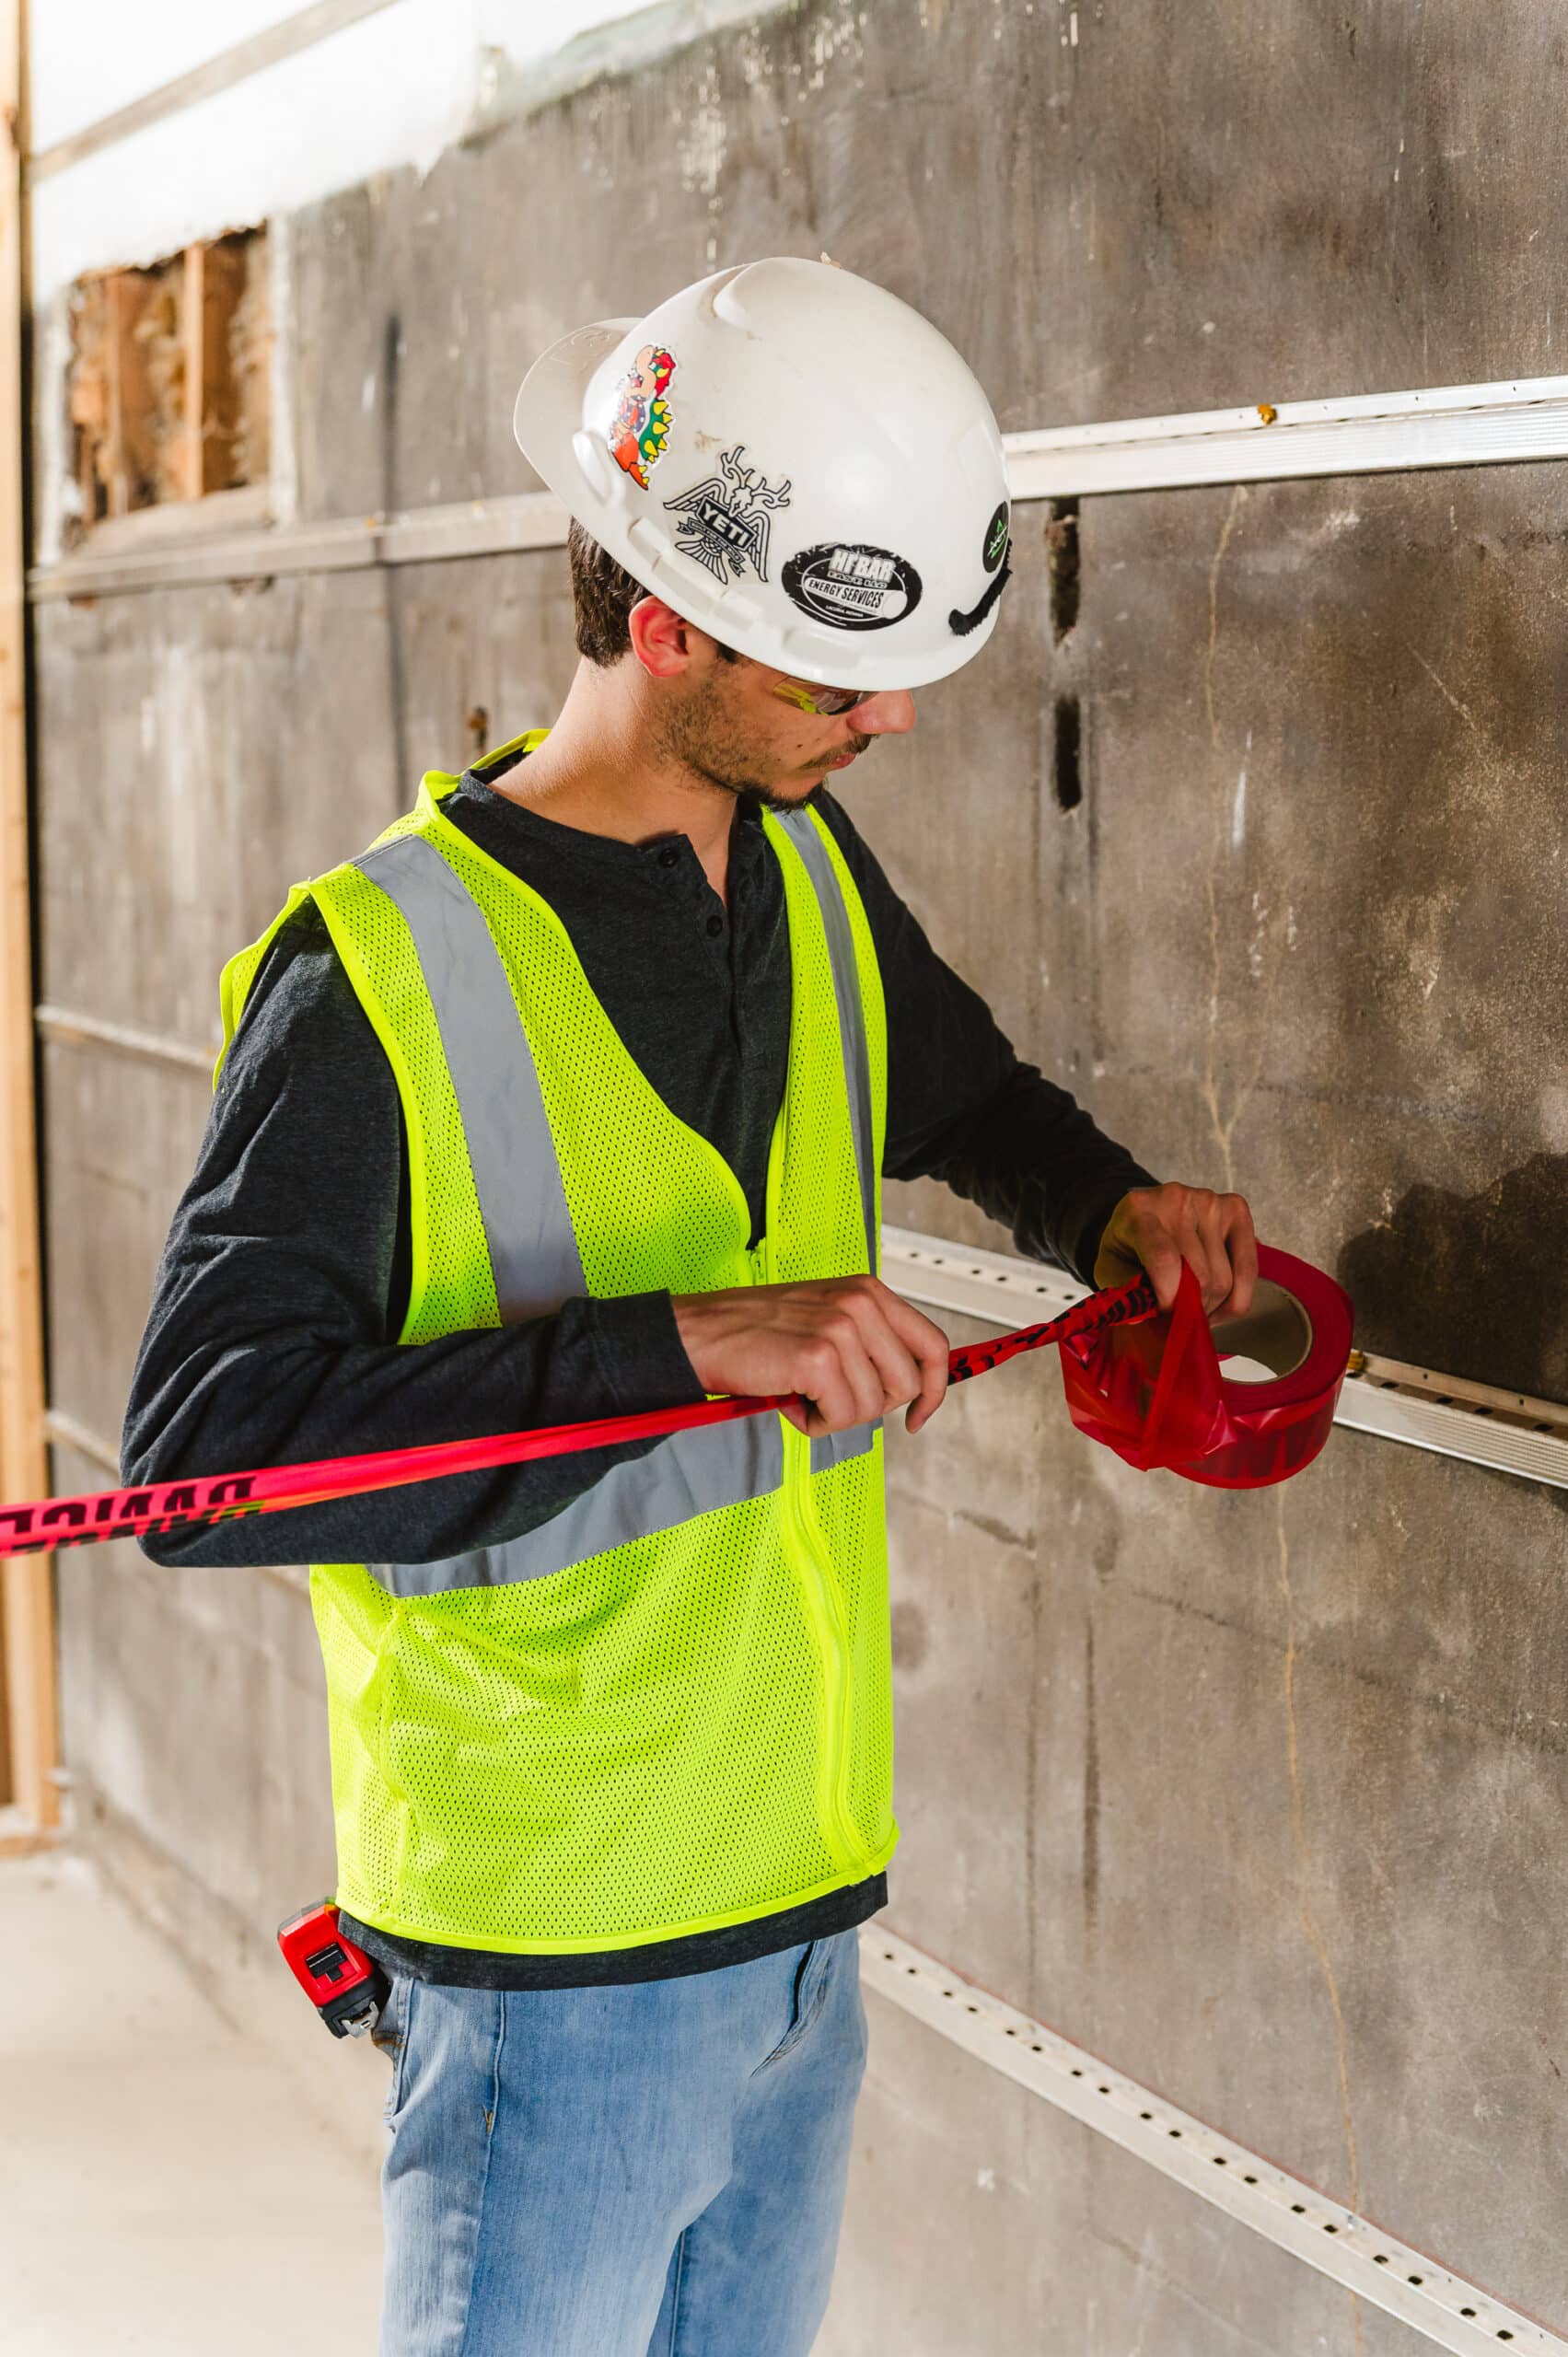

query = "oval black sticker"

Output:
[[982, 501, 1010, 574], [782, 541, 923, 633]]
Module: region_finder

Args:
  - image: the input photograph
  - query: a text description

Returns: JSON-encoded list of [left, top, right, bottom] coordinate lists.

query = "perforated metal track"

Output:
[[862, 1928, 1566, 2355]]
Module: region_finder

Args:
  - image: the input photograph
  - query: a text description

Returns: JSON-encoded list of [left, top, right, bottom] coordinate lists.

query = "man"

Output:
[[125, 258, 1257, 2356]]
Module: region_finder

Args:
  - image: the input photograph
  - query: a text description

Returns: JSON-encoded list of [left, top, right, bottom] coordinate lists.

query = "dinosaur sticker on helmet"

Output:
[[608, 344, 676, 488], [982, 502, 1010, 574], [782, 542, 923, 633], [662, 445, 792, 583]]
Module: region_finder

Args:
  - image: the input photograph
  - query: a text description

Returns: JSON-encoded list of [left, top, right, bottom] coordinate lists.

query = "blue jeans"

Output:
[[376, 1930, 867, 2356]]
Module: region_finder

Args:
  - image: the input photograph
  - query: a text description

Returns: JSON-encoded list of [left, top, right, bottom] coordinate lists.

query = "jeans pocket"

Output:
[[373, 1975, 413, 2125], [758, 1940, 831, 2072]]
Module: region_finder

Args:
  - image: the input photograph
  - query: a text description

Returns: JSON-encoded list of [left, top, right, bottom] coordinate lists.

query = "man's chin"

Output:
[[749, 776, 824, 813]]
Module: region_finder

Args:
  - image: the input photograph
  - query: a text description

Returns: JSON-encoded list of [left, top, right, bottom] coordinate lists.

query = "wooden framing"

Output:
[[181, 242, 214, 503], [0, 0, 57, 1852], [71, 232, 266, 529], [182, 235, 257, 499]]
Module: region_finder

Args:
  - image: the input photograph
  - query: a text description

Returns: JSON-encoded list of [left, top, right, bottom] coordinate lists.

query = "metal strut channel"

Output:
[[31, 372, 1568, 603], [881, 1225, 1568, 1494], [1005, 373, 1568, 500], [860, 1926, 1566, 2356]]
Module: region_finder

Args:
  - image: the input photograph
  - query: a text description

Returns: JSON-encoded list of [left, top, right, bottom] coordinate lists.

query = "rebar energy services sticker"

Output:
[[782, 542, 923, 631]]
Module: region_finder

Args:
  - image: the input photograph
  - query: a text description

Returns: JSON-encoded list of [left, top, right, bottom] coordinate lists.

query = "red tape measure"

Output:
[[277, 1900, 389, 2038]]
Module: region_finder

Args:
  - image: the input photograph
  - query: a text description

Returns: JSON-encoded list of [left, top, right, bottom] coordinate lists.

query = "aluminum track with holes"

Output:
[[861, 1926, 1565, 2354]]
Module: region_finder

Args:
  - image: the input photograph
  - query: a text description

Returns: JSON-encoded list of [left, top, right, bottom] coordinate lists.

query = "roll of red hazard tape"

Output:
[[1058, 1244, 1353, 1490]]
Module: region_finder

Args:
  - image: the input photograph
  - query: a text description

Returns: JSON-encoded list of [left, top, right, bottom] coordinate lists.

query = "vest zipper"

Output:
[[749, 1243, 865, 1878], [780, 1427, 865, 1878]]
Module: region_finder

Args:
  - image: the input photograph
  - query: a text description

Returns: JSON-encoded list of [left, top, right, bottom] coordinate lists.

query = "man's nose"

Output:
[[854, 690, 916, 737]]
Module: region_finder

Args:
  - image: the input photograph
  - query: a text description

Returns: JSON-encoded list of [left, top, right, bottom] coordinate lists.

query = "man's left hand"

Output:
[[1095, 1184, 1258, 1319]]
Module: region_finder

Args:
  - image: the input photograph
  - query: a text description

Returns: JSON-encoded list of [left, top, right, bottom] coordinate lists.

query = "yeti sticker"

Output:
[[662, 445, 792, 584], [782, 542, 923, 633], [608, 345, 676, 489]]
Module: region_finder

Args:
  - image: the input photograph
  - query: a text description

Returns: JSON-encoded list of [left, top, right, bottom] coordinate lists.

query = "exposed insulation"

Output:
[[64, 227, 270, 535], [224, 230, 272, 492]]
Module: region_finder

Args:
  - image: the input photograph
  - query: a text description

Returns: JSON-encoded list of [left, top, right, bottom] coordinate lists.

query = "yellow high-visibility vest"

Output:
[[217, 737, 897, 1956]]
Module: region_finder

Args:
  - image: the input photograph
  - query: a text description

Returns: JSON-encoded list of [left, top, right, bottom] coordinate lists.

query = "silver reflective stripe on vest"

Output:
[[355, 834, 585, 1320], [368, 1412, 783, 1595], [811, 1421, 880, 1475], [775, 810, 879, 1474], [772, 808, 877, 1272]]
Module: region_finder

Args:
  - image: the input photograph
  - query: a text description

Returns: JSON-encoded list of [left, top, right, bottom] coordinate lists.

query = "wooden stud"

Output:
[[181, 241, 205, 501], [182, 236, 249, 500], [103, 269, 126, 517], [107, 265, 161, 515], [0, 0, 59, 1842]]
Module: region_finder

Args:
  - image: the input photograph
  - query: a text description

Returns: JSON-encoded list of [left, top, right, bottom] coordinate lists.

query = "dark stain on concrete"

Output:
[[1338, 1155, 1568, 1401], [952, 1504, 1035, 1553], [889, 1600, 928, 1674], [1082, 1614, 1100, 1939], [1053, 694, 1084, 814], [1047, 499, 1081, 643]]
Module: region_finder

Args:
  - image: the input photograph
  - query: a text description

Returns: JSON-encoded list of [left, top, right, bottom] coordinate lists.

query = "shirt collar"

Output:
[[454, 767, 774, 878]]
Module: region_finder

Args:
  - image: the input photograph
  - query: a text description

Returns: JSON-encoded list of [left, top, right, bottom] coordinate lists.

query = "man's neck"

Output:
[[487, 661, 738, 901]]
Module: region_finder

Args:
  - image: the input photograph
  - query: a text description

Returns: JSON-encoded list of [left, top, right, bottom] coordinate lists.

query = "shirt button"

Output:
[[657, 846, 680, 869], [706, 913, 724, 937]]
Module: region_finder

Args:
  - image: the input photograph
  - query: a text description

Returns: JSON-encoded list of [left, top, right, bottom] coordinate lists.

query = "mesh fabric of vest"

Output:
[[218, 765, 896, 1955]]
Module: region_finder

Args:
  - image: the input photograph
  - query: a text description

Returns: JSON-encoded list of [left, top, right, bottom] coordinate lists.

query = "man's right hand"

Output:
[[671, 1275, 950, 1439]]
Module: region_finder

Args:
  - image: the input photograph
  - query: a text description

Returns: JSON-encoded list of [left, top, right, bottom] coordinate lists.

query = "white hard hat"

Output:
[[513, 258, 1012, 692]]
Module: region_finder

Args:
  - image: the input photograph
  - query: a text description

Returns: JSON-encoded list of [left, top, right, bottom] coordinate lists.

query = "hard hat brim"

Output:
[[513, 315, 635, 502]]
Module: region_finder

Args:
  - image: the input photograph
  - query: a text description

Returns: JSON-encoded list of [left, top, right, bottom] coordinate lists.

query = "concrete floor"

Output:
[[0, 1851, 383, 2354]]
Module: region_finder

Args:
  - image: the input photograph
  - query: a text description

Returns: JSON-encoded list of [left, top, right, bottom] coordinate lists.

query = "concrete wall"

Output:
[[33, 1, 1568, 2348]]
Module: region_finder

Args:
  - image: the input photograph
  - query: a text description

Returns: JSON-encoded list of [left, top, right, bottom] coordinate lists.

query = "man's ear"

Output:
[[628, 596, 699, 680]]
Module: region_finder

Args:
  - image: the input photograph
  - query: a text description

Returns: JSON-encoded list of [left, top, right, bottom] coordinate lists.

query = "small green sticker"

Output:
[[982, 502, 1010, 574]]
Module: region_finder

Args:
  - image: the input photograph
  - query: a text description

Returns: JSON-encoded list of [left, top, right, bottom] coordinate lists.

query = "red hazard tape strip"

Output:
[[0, 1275, 1162, 1560]]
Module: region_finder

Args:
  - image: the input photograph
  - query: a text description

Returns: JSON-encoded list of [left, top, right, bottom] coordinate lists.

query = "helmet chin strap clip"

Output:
[[948, 544, 1012, 636]]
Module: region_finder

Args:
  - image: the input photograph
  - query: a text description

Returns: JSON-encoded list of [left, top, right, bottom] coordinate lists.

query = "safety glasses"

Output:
[[766, 674, 878, 718], [707, 636, 867, 716], [713, 635, 883, 718]]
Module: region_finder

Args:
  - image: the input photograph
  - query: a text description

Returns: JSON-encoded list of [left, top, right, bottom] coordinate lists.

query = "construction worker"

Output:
[[124, 259, 1257, 2356]]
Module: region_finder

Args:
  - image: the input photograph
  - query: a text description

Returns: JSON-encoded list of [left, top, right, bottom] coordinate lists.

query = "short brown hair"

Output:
[[567, 520, 646, 666], [566, 520, 740, 669]]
